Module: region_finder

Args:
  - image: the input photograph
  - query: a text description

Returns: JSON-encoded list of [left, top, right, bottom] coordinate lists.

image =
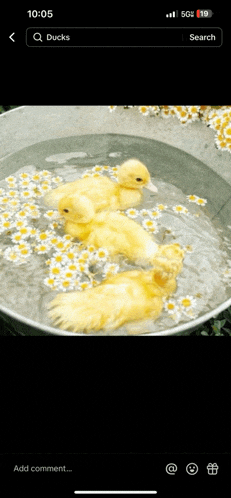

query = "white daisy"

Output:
[[95, 248, 109, 261], [57, 279, 75, 291], [40, 170, 52, 178], [13, 218, 29, 229], [44, 210, 59, 220], [17, 226, 31, 238], [34, 243, 51, 254], [5, 175, 17, 183], [156, 204, 168, 211], [195, 197, 207, 206], [78, 281, 92, 291], [108, 106, 117, 112], [149, 209, 161, 219], [140, 209, 150, 217], [0, 211, 12, 220], [125, 208, 139, 218], [16, 243, 32, 258], [186, 194, 198, 203], [178, 295, 197, 314], [9, 199, 20, 209], [31, 173, 41, 182], [102, 262, 120, 278], [19, 179, 32, 188], [51, 176, 63, 184], [19, 172, 30, 179], [3, 246, 21, 263], [172, 205, 187, 214], [15, 209, 30, 220], [138, 106, 150, 116], [142, 219, 158, 233], [61, 269, 76, 280], [67, 262, 79, 272], [44, 277, 57, 289], [11, 232, 24, 243], [51, 253, 66, 264], [92, 165, 103, 172], [8, 190, 19, 198], [36, 230, 52, 243], [49, 264, 62, 277], [0, 219, 14, 230], [0, 196, 10, 205], [164, 300, 178, 315]]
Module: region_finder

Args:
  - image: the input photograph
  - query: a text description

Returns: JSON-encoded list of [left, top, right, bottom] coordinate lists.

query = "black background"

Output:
[[0, 6, 230, 497]]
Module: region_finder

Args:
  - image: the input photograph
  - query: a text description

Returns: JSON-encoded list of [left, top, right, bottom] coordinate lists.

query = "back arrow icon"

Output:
[[9, 33, 15, 42]]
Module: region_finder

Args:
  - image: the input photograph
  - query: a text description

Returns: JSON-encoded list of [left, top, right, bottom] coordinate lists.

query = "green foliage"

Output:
[[0, 105, 22, 114], [187, 307, 231, 336]]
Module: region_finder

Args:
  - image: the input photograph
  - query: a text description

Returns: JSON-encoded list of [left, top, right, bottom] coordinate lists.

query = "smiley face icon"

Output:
[[186, 463, 199, 475]]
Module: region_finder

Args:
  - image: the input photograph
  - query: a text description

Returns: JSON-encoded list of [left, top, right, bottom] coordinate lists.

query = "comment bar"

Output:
[[26, 27, 222, 47]]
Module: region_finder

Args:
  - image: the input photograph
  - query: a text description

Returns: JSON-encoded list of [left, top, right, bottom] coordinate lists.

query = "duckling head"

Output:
[[58, 194, 95, 224], [117, 159, 158, 193]]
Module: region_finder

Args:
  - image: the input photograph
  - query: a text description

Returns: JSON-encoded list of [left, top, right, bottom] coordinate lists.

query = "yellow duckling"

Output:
[[58, 194, 159, 265], [48, 246, 184, 334], [43, 158, 158, 211]]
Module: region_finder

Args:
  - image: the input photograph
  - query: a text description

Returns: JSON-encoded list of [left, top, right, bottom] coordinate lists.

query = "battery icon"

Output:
[[196, 9, 214, 17]]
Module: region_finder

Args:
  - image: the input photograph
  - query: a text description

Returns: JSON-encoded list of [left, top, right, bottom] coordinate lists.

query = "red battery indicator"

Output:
[[196, 9, 213, 17]]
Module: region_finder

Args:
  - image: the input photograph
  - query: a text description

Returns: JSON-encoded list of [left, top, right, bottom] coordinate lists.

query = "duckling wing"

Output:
[[44, 176, 118, 211]]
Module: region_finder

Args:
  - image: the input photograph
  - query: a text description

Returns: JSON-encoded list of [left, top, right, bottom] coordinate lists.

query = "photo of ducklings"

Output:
[[43, 158, 158, 211], [48, 244, 184, 334]]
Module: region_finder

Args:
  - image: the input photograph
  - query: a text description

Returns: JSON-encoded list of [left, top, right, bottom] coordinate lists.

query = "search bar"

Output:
[[26, 27, 222, 47]]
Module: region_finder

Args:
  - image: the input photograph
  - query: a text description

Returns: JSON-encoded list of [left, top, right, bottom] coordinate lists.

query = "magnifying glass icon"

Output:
[[33, 32, 43, 42]]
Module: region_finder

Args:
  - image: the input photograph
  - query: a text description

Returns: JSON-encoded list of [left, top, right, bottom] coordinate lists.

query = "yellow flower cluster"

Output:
[[109, 106, 231, 153]]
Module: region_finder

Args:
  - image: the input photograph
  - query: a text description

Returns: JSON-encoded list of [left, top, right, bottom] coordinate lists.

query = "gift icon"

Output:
[[207, 463, 219, 475]]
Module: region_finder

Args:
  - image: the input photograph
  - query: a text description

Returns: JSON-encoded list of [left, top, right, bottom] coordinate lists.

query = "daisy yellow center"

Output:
[[167, 303, 175, 310], [69, 264, 77, 271], [146, 220, 154, 226], [56, 242, 64, 249], [51, 268, 60, 274], [20, 248, 29, 255], [48, 278, 55, 285], [62, 281, 70, 288], [80, 282, 89, 289], [181, 298, 192, 307]]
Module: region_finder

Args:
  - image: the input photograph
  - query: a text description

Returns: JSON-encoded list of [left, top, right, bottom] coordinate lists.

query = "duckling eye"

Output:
[[63, 209, 69, 213], [136, 178, 143, 182]]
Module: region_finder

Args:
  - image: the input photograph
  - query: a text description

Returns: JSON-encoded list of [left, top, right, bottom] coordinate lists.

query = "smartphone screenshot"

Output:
[[1, 7, 230, 498]]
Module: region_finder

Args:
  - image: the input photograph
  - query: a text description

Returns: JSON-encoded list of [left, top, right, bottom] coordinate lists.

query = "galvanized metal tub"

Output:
[[1, 106, 231, 335]]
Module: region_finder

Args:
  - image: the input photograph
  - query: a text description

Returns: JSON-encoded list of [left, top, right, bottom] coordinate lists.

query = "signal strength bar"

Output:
[[166, 11, 178, 17]]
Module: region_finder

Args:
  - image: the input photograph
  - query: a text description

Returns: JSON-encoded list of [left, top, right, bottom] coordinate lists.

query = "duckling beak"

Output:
[[145, 181, 158, 193]]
